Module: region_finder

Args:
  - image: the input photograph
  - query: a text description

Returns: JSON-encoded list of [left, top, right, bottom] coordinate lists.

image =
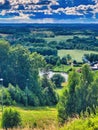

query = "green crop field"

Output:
[[58, 49, 98, 62]]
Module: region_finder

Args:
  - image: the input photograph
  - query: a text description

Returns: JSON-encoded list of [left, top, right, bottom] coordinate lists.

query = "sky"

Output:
[[0, 0, 98, 23]]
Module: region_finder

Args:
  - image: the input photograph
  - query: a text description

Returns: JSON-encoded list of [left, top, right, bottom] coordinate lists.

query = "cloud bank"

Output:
[[0, 0, 98, 23]]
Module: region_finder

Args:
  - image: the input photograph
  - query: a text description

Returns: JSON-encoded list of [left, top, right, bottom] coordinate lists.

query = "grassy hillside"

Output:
[[58, 50, 98, 62], [1, 105, 98, 130], [0, 106, 57, 129]]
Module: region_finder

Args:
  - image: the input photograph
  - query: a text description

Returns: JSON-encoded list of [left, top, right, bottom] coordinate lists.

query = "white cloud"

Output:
[[10, 0, 39, 5], [1, 0, 98, 21], [0, 17, 55, 23], [1, 10, 6, 15], [0, 0, 5, 4]]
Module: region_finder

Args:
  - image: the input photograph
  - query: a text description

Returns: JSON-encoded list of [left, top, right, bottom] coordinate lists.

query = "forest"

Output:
[[0, 24, 98, 130]]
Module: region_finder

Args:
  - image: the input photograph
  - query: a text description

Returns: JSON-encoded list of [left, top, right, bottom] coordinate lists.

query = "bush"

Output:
[[2, 107, 21, 130], [0, 88, 12, 105], [51, 74, 65, 88], [41, 76, 59, 105]]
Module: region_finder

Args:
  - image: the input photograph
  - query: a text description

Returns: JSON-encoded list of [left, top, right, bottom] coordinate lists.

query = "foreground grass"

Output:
[[1, 105, 98, 130], [58, 49, 98, 62], [60, 115, 98, 130], [0, 105, 58, 129]]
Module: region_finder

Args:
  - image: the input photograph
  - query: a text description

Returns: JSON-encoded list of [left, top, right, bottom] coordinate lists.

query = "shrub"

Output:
[[51, 74, 65, 88], [2, 107, 21, 130]]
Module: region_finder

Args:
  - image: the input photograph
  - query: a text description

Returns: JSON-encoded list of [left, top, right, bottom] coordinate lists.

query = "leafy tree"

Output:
[[58, 69, 79, 123], [87, 78, 98, 114], [56, 59, 61, 66], [51, 74, 65, 88], [66, 69, 79, 116], [8, 46, 46, 90], [0, 88, 12, 105], [41, 75, 58, 105], [0, 40, 10, 86], [45, 55, 60, 65], [8, 45, 31, 89], [8, 84, 24, 104], [2, 108, 21, 130], [30, 47, 57, 56], [84, 53, 98, 62], [61, 56, 67, 65], [58, 64, 98, 124], [76, 64, 94, 115], [58, 90, 68, 124], [66, 54, 72, 64]]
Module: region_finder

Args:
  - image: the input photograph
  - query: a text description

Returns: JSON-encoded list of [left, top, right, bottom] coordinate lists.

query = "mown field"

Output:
[[58, 49, 98, 62]]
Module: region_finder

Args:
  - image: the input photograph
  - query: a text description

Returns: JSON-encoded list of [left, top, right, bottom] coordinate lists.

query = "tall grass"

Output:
[[60, 116, 98, 130], [0, 106, 57, 129], [1, 106, 98, 130]]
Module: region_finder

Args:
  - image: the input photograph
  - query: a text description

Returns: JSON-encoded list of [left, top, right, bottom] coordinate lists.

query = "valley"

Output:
[[0, 24, 98, 130]]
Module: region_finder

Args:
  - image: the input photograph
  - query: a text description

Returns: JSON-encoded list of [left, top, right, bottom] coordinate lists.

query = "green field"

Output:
[[53, 65, 71, 72], [1, 106, 98, 130], [0, 106, 57, 129], [58, 49, 98, 62], [44, 35, 73, 42], [44, 35, 89, 42]]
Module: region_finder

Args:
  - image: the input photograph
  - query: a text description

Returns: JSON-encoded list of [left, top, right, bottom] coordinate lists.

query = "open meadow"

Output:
[[44, 35, 89, 42], [0, 106, 58, 130], [58, 50, 98, 62]]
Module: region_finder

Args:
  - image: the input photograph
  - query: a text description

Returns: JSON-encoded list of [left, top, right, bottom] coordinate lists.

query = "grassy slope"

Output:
[[1, 106, 98, 130], [58, 50, 98, 62], [0, 106, 57, 129]]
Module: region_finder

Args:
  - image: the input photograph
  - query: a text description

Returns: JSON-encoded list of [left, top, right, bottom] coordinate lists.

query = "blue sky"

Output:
[[0, 0, 98, 23]]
